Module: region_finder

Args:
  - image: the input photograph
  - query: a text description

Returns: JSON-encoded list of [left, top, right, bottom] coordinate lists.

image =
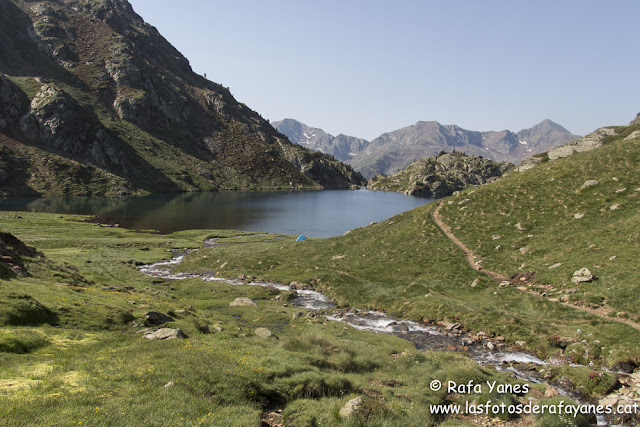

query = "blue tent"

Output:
[[296, 235, 307, 241]]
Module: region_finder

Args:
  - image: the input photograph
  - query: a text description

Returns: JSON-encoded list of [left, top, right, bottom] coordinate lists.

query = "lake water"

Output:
[[0, 190, 432, 238]]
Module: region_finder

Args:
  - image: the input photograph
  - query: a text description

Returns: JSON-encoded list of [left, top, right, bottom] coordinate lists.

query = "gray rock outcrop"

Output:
[[367, 152, 513, 198], [143, 328, 187, 340], [548, 128, 616, 160]]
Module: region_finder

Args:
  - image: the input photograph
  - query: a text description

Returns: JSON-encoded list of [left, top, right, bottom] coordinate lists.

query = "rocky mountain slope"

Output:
[[272, 118, 369, 163], [0, 0, 363, 197], [367, 152, 513, 197], [275, 118, 577, 179]]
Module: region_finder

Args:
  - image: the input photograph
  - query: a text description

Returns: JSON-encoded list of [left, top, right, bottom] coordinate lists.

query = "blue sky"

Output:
[[128, 0, 639, 140]]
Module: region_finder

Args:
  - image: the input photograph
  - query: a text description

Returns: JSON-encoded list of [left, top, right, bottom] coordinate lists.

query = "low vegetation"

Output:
[[1, 213, 577, 426]]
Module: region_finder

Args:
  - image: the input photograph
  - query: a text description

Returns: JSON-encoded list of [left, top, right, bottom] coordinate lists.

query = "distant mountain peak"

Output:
[[274, 117, 580, 179], [272, 118, 370, 163]]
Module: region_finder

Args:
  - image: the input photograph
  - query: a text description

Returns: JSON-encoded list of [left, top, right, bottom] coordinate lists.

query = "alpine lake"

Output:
[[0, 189, 432, 237]]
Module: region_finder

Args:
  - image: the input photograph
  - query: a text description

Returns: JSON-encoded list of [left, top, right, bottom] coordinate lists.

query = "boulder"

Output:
[[145, 311, 174, 325], [254, 327, 273, 338], [571, 268, 594, 283], [143, 328, 187, 340], [229, 297, 257, 307], [339, 396, 364, 418], [580, 180, 599, 190]]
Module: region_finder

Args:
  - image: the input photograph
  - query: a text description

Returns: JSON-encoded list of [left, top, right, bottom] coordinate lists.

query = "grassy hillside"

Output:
[[1, 213, 572, 426], [439, 122, 640, 322]]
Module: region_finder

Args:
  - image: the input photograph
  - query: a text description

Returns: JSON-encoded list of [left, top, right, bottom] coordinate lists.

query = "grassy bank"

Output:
[[1, 212, 583, 426]]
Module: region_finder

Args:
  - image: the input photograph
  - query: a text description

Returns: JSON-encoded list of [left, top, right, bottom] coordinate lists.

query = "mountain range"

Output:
[[0, 0, 364, 197], [273, 118, 579, 178]]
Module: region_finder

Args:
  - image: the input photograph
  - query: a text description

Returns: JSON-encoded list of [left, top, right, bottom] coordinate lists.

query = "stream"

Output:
[[139, 238, 610, 425]]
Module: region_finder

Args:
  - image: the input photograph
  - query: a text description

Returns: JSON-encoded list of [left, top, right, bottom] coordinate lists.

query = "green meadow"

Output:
[[2, 122, 639, 425]]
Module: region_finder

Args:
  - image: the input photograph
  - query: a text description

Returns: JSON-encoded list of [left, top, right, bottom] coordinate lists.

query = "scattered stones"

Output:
[[580, 180, 600, 190], [145, 311, 174, 325], [470, 278, 480, 288], [491, 235, 501, 240], [515, 341, 526, 347], [458, 199, 470, 205], [515, 223, 526, 231], [332, 255, 345, 260], [485, 341, 495, 350], [571, 268, 594, 283], [339, 396, 364, 418], [610, 203, 621, 211], [616, 188, 627, 193], [573, 213, 585, 220], [229, 297, 257, 307], [609, 256, 618, 261], [163, 381, 175, 388], [548, 263, 563, 269], [499, 281, 511, 288], [254, 327, 273, 338], [143, 328, 187, 340]]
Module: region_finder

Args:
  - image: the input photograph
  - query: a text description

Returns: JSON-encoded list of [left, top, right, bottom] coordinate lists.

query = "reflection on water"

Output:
[[0, 190, 432, 237]]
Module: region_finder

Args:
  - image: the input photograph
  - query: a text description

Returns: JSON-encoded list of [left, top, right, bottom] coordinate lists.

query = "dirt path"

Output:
[[432, 201, 640, 331]]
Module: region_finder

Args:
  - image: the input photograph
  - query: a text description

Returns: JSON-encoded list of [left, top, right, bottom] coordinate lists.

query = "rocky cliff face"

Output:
[[0, 0, 362, 196], [367, 152, 513, 198]]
